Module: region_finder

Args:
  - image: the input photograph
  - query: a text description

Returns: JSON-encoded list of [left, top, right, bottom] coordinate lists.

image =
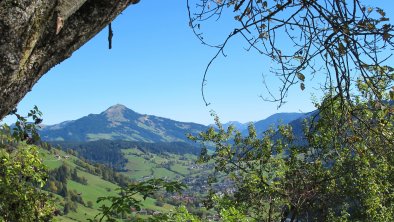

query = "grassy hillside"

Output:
[[40, 147, 176, 221], [121, 148, 206, 181], [120, 147, 214, 211]]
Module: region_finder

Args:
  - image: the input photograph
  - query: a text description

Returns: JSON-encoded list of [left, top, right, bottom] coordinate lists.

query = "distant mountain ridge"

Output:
[[216, 113, 305, 135], [39, 104, 309, 143], [246, 112, 306, 135], [210, 121, 249, 131], [39, 104, 207, 142]]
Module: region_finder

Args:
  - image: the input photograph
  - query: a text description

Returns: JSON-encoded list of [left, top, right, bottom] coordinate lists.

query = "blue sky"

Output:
[[3, 0, 393, 125]]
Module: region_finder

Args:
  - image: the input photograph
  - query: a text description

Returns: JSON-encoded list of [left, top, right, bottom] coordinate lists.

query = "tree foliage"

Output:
[[159, 205, 203, 222], [185, 2, 394, 219], [188, 76, 393, 221], [0, 109, 54, 221]]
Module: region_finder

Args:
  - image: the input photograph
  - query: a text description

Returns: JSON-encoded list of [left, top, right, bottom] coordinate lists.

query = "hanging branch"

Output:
[[108, 23, 113, 49]]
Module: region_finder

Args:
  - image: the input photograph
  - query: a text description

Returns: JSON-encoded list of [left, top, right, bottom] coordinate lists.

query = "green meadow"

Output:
[[41, 147, 184, 221]]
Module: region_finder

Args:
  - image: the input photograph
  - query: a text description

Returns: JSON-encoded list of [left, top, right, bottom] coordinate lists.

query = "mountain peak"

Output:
[[107, 104, 127, 110], [104, 104, 129, 122]]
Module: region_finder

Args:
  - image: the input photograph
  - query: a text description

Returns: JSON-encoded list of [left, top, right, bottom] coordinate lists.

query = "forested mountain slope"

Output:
[[40, 104, 207, 142]]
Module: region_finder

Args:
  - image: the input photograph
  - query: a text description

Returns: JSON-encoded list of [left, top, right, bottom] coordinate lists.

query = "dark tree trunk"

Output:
[[0, 0, 139, 120]]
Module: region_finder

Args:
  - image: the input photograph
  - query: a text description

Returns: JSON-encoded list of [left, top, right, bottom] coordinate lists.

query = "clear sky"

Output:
[[2, 0, 393, 126]]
